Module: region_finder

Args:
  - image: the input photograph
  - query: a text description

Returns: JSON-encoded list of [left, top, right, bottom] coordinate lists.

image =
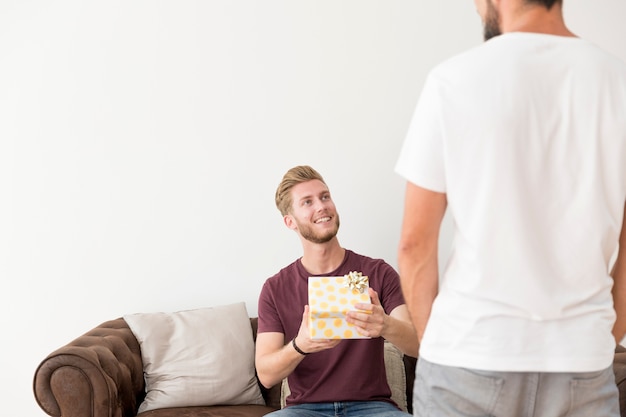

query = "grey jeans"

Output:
[[413, 358, 619, 417]]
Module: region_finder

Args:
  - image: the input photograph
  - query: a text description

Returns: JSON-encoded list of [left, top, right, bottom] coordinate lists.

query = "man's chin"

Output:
[[483, 4, 501, 41], [484, 29, 502, 41], [303, 228, 339, 244], [306, 234, 336, 244]]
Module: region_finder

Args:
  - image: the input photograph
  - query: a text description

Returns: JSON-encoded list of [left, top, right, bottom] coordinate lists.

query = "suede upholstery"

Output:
[[33, 317, 416, 417], [33, 316, 626, 417]]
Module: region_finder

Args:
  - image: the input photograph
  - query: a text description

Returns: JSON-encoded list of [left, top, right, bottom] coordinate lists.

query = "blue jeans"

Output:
[[414, 358, 620, 417], [266, 401, 410, 416]]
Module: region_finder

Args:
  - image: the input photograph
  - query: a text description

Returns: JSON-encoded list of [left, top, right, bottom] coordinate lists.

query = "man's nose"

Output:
[[313, 198, 327, 211]]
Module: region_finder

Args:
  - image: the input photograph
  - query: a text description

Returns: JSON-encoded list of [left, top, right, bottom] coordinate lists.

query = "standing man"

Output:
[[396, 1, 626, 416], [256, 165, 418, 416]]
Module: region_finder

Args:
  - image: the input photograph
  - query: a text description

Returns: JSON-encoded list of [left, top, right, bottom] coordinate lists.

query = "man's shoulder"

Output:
[[345, 249, 384, 260], [345, 250, 396, 275], [345, 249, 382, 265], [264, 258, 302, 285], [428, 41, 488, 74]]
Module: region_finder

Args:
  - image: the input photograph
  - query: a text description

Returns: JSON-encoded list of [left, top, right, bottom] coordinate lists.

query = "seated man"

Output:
[[255, 165, 418, 416]]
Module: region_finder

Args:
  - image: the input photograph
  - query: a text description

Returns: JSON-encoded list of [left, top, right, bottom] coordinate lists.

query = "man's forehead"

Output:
[[292, 179, 329, 198]]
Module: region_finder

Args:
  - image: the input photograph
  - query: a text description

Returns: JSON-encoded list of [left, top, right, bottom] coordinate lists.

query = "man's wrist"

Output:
[[291, 338, 309, 355]]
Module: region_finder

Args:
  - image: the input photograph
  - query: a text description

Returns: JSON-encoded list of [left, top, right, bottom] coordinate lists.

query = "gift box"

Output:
[[308, 272, 371, 339]]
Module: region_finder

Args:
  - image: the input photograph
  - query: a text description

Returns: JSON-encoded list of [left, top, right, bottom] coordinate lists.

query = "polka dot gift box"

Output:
[[308, 272, 372, 339]]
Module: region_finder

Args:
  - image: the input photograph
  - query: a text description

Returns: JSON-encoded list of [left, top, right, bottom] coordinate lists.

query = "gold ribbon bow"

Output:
[[344, 271, 369, 293]]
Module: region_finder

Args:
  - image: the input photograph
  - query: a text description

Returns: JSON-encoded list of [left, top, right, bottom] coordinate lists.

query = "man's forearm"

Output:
[[612, 257, 626, 344], [256, 337, 305, 388], [397, 182, 447, 344], [380, 312, 419, 357], [611, 203, 626, 345], [398, 249, 438, 343]]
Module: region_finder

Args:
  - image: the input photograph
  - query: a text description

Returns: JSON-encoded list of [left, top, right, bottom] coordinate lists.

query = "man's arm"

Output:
[[347, 289, 419, 357], [384, 303, 419, 357], [611, 201, 626, 344], [397, 182, 447, 343], [255, 306, 340, 388], [255, 331, 303, 388]]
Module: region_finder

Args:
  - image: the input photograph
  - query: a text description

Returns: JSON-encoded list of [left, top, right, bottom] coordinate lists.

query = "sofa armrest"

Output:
[[33, 318, 145, 417], [614, 344, 626, 415], [383, 342, 409, 412]]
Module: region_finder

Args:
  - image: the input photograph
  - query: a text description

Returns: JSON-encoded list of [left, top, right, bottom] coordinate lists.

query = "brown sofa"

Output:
[[32, 315, 626, 417], [33, 317, 418, 417]]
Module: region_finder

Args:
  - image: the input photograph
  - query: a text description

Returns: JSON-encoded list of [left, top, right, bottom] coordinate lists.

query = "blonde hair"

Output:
[[275, 165, 326, 216]]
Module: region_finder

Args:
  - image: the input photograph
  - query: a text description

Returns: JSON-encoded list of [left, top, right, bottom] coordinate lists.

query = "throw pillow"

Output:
[[123, 302, 264, 413]]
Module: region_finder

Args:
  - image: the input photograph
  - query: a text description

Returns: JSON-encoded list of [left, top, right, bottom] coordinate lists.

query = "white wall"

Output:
[[1, 1, 624, 416]]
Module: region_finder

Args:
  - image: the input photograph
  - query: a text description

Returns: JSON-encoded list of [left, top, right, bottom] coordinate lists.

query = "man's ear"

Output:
[[284, 214, 297, 230]]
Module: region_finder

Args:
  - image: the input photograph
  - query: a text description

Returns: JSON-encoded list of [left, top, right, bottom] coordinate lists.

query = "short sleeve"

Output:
[[257, 280, 284, 334], [395, 71, 446, 193], [377, 262, 405, 315]]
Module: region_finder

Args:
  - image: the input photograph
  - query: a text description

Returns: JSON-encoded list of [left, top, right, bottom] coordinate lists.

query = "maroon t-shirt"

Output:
[[257, 249, 405, 408]]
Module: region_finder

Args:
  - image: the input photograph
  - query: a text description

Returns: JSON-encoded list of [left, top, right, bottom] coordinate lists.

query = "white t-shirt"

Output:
[[396, 33, 626, 372]]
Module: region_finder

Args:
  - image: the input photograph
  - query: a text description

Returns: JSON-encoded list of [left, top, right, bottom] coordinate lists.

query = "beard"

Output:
[[297, 215, 340, 244], [483, 1, 502, 41]]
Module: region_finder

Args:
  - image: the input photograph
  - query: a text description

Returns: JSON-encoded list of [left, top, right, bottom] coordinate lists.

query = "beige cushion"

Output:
[[280, 341, 407, 412], [384, 341, 408, 412], [124, 302, 264, 413]]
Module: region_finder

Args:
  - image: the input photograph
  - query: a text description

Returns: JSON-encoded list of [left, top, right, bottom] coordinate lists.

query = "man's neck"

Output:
[[300, 239, 346, 275], [502, 2, 575, 37]]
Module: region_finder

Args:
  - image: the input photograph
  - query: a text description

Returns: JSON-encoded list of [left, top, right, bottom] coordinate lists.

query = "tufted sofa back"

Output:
[[33, 318, 285, 417]]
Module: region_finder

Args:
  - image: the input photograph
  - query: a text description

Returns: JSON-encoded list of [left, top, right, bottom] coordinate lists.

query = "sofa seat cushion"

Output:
[[136, 404, 279, 417]]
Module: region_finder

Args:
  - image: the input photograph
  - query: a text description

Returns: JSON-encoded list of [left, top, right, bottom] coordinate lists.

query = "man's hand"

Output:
[[345, 288, 386, 338], [255, 305, 341, 388], [293, 305, 342, 354], [345, 288, 420, 357]]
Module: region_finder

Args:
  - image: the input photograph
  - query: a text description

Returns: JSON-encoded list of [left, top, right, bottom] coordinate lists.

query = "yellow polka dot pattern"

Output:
[[308, 276, 371, 340]]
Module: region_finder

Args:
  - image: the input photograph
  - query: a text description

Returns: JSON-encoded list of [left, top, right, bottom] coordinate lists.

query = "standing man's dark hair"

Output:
[[526, 0, 561, 8]]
